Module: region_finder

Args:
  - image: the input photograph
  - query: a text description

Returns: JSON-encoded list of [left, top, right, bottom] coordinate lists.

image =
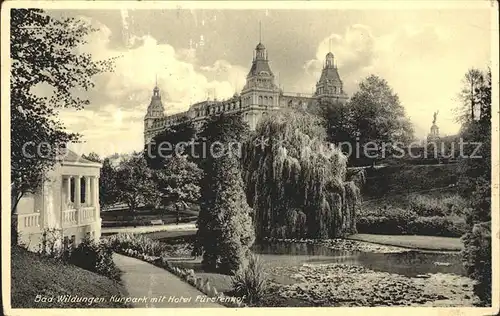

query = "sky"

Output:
[[44, 5, 492, 157]]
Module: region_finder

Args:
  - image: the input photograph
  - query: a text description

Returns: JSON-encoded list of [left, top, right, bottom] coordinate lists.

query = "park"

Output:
[[8, 7, 494, 311]]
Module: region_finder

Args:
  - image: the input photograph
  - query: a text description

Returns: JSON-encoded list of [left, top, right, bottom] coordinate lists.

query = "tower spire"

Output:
[[155, 74, 158, 87]]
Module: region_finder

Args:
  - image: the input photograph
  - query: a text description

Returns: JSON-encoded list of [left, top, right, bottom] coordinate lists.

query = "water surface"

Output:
[[252, 241, 465, 277]]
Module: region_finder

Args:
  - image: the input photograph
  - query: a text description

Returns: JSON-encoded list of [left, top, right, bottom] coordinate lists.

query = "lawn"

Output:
[[348, 234, 463, 251], [10, 246, 131, 308]]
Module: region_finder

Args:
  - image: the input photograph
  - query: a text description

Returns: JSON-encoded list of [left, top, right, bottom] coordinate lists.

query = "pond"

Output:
[[252, 241, 465, 278]]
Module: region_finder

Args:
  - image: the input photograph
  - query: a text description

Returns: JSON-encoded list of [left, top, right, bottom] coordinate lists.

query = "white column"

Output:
[[66, 176, 72, 205], [75, 176, 81, 209], [85, 176, 91, 206], [94, 175, 101, 240]]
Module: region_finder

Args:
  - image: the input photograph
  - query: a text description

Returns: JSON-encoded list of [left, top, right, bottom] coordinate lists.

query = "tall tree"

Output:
[[99, 158, 119, 211], [10, 9, 114, 214], [456, 68, 484, 123], [144, 119, 197, 169], [348, 75, 414, 166], [458, 68, 492, 305], [115, 153, 156, 214], [319, 99, 354, 155], [194, 114, 255, 274], [242, 110, 362, 240], [153, 155, 202, 223]]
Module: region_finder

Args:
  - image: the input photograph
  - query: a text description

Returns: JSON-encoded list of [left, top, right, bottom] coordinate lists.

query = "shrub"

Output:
[[408, 194, 468, 217], [356, 208, 466, 237], [105, 233, 169, 257], [462, 221, 491, 305], [69, 237, 122, 280], [231, 254, 268, 306]]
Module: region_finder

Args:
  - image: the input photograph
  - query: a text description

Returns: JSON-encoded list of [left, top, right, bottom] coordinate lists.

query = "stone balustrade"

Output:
[[18, 213, 41, 231]]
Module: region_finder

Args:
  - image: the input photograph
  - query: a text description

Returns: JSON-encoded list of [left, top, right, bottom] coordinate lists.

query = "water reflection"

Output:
[[252, 242, 465, 277]]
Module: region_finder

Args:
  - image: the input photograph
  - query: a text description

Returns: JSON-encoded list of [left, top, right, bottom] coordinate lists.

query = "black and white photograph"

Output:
[[2, 1, 498, 314]]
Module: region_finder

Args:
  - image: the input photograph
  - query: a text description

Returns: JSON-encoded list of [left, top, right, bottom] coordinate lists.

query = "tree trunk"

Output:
[[11, 189, 23, 215]]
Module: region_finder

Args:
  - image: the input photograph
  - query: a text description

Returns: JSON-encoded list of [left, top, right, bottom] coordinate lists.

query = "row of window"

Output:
[[194, 101, 242, 117], [317, 86, 342, 95]]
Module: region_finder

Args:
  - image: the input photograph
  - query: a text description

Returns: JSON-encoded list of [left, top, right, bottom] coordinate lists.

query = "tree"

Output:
[[115, 153, 156, 216], [242, 110, 363, 240], [10, 9, 114, 214], [348, 75, 414, 166], [144, 119, 197, 170], [194, 113, 255, 274], [153, 155, 202, 224], [318, 99, 354, 155], [82, 152, 102, 163], [456, 68, 484, 123], [99, 158, 119, 211], [458, 68, 492, 305]]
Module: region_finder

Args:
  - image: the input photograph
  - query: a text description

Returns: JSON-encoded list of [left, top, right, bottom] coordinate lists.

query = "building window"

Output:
[[269, 97, 273, 105], [259, 96, 263, 105], [288, 100, 293, 108]]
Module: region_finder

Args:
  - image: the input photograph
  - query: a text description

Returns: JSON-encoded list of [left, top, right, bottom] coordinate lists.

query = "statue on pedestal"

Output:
[[432, 111, 439, 125]]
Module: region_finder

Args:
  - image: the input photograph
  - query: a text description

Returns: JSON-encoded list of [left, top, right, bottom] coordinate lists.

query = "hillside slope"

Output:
[[11, 246, 131, 308]]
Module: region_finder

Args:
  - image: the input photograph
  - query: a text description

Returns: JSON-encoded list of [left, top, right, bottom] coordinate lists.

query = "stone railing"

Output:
[[18, 212, 41, 231], [63, 209, 78, 226], [79, 207, 95, 224], [63, 207, 96, 227]]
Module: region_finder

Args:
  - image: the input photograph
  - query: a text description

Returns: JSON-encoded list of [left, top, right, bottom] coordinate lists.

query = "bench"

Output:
[[150, 219, 164, 225]]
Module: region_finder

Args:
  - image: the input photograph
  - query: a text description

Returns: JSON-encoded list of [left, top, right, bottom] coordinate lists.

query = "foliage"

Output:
[[115, 153, 156, 212], [319, 99, 354, 150], [242, 110, 361, 240], [153, 155, 202, 221], [455, 68, 485, 124], [82, 152, 102, 163], [347, 75, 414, 166], [10, 9, 114, 213], [231, 254, 269, 306], [356, 208, 466, 237], [195, 113, 255, 274], [145, 120, 197, 169], [37, 228, 63, 257], [68, 237, 122, 280], [458, 68, 491, 306], [105, 233, 170, 257], [99, 157, 120, 210], [407, 193, 468, 217]]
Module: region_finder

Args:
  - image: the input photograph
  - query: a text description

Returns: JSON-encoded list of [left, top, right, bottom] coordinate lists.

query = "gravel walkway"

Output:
[[113, 253, 222, 308]]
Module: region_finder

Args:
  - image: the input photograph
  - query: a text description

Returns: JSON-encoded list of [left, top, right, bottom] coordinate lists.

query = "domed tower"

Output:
[[315, 51, 348, 103], [144, 80, 165, 144], [240, 23, 280, 130]]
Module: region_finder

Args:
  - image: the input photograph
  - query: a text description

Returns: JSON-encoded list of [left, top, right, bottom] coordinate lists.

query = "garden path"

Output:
[[113, 253, 222, 308]]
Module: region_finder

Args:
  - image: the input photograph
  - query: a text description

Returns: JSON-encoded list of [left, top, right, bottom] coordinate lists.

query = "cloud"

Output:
[[302, 23, 488, 138], [55, 16, 248, 156]]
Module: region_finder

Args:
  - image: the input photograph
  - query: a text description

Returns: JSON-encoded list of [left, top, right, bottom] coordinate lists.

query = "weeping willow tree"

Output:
[[242, 110, 363, 240]]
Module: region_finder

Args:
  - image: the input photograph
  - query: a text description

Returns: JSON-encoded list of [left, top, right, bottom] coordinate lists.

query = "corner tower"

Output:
[[240, 24, 280, 129], [314, 52, 348, 103], [144, 80, 165, 144]]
